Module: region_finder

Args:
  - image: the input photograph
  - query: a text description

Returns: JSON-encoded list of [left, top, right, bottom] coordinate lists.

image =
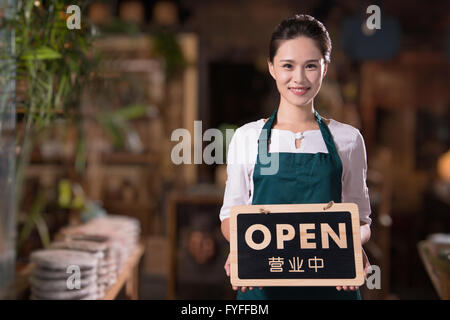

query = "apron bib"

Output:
[[237, 108, 361, 300]]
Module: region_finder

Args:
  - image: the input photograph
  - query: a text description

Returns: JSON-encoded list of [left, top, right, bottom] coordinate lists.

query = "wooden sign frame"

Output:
[[230, 202, 364, 287]]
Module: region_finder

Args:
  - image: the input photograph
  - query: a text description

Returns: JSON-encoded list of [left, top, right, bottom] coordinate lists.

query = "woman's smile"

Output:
[[289, 86, 311, 96]]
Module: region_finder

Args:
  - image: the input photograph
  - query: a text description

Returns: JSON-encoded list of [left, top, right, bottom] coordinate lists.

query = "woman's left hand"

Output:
[[336, 247, 371, 291]]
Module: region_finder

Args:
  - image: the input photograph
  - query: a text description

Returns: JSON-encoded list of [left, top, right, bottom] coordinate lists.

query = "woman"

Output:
[[219, 14, 372, 300]]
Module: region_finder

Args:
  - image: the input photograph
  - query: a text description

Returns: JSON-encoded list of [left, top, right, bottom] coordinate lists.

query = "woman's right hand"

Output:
[[224, 253, 258, 293]]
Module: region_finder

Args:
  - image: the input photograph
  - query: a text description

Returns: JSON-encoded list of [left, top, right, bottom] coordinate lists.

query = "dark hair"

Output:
[[269, 14, 332, 64]]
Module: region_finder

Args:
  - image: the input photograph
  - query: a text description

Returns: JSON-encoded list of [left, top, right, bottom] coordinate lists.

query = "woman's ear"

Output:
[[267, 59, 276, 80], [323, 62, 328, 78]]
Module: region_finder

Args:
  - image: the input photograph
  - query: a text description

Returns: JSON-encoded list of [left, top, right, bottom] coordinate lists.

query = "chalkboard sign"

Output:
[[229, 203, 364, 287]]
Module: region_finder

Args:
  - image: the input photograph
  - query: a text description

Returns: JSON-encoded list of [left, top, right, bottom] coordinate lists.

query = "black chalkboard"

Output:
[[229, 203, 364, 287]]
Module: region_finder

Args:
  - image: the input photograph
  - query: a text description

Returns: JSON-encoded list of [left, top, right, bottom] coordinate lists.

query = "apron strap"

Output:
[[315, 110, 339, 157], [257, 108, 278, 156], [259, 108, 278, 141]]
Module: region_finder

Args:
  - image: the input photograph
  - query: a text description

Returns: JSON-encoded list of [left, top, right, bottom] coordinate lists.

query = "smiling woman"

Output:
[[220, 14, 372, 300], [266, 14, 331, 134]]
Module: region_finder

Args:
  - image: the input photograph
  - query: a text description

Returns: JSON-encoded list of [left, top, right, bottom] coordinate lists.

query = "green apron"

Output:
[[237, 107, 361, 300]]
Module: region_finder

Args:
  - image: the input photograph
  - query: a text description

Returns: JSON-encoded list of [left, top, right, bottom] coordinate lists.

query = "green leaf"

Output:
[[112, 104, 148, 120], [72, 194, 85, 210], [34, 214, 50, 248], [58, 179, 72, 208], [20, 46, 62, 60], [100, 118, 125, 149], [17, 191, 45, 251]]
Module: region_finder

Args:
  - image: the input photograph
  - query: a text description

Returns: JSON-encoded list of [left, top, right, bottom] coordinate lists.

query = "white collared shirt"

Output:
[[219, 118, 372, 225]]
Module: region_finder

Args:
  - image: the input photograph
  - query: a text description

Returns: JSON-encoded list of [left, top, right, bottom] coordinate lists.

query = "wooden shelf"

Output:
[[103, 243, 145, 300], [16, 107, 64, 115], [101, 152, 158, 165]]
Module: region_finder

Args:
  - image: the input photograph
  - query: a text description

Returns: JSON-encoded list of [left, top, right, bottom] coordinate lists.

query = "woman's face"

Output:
[[268, 36, 327, 108]]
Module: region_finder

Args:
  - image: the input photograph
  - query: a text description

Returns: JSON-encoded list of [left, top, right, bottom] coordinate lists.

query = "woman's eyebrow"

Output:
[[279, 59, 321, 63]]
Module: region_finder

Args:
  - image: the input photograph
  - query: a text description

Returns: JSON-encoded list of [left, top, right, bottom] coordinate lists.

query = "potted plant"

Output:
[[0, 0, 95, 298]]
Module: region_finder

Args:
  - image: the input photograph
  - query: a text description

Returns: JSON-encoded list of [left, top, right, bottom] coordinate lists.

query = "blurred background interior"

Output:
[[0, 0, 449, 300]]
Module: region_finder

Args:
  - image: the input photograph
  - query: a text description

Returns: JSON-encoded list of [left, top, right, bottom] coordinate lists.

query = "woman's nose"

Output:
[[293, 67, 306, 83]]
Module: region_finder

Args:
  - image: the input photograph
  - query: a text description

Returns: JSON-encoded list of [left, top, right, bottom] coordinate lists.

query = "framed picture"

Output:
[[167, 190, 234, 299]]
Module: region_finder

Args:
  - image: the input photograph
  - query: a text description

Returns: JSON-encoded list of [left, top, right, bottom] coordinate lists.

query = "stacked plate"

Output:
[[88, 215, 141, 273], [29, 214, 141, 300], [60, 215, 140, 275], [48, 240, 112, 298], [30, 249, 98, 300]]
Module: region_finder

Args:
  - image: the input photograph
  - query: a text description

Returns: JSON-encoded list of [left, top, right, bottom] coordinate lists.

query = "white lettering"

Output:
[[203, 128, 223, 165], [366, 265, 381, 289], [366, 5, 381, 30], [66, 265, 81, 289], [171, 128, 191, 164], [181, 304, 215, 317], [225, 304, 269, 315], [66, 5, 81, 30]]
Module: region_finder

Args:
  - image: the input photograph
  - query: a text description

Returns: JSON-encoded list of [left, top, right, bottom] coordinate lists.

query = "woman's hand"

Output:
[[336, 247, 371, 291], [223, 219, 256, 293], [224, 253, 260, 293]]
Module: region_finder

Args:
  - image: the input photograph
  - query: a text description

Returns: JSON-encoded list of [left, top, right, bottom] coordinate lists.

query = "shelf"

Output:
[[101, 152, 158, 165], [103, 243, 145, 300], [26, 151, 158, 167], [16, 107, 64, 115]]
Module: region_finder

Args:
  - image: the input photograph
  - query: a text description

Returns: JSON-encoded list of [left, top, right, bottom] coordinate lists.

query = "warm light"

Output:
[[437, 150, 450, 182], [361, 21, 376, 36], [34, 1, 40, 7]]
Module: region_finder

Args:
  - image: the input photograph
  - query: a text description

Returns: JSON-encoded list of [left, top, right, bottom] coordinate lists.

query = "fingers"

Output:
[[343, 286, 358, 291], [362, 247, 371, 278], [225, 254, 257, 293], [224, 256, 231, 277], [336, 286, 358, 291], [225, 254, 254, 293], [231, 286, 256, 292]]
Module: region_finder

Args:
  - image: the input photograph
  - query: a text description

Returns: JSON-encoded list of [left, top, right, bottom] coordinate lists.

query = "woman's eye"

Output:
[[306, 64, 317, 69], [283, 64, 292, 69]]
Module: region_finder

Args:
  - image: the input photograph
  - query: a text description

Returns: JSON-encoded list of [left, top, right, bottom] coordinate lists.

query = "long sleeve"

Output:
[[219, 128, 252, 221], [341, 130, 372, 225]]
